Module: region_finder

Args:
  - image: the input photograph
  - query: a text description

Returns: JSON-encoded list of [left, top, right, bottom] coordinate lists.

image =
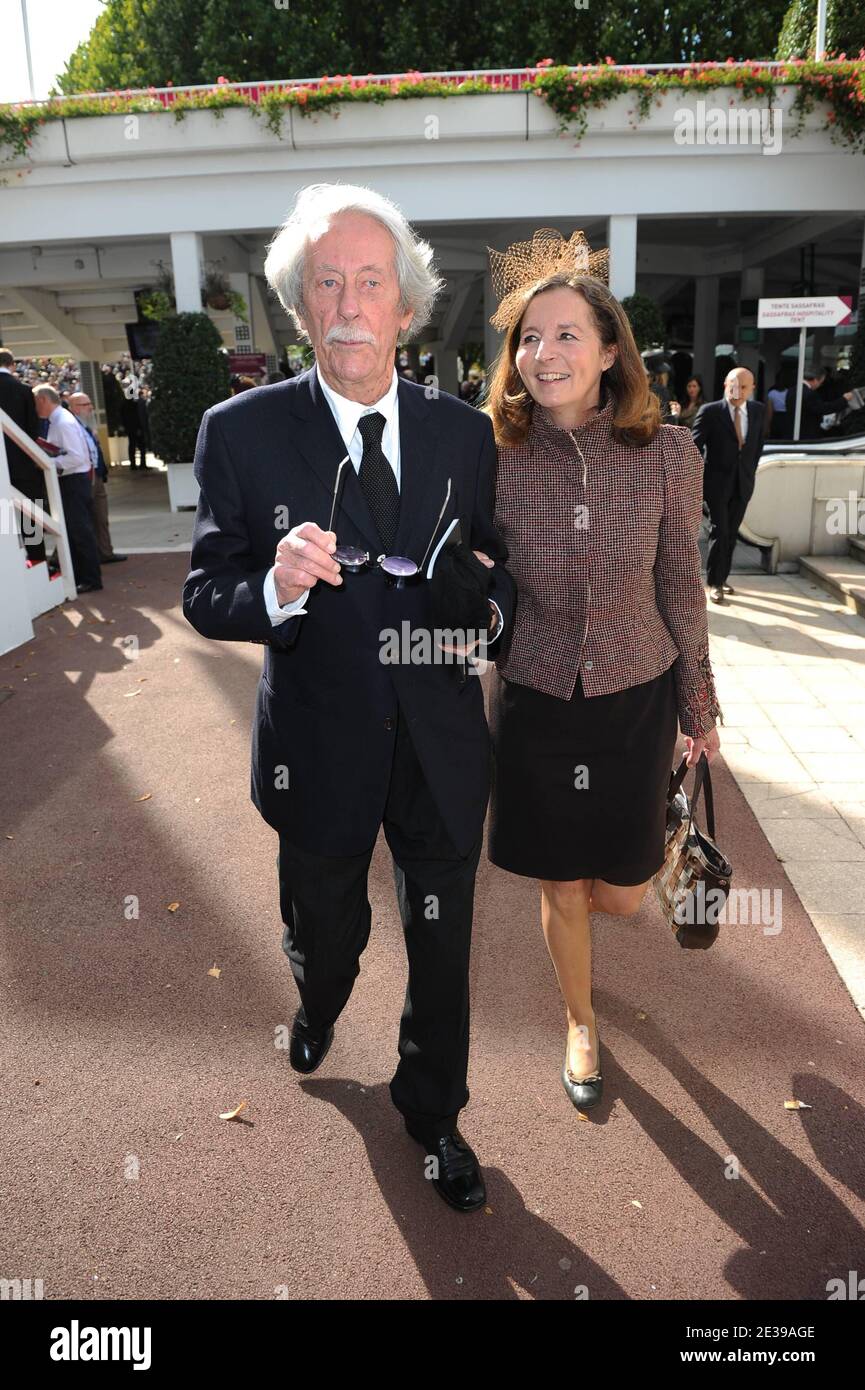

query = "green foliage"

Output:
[[621, 293, 666, 351], [149, 312, 230, 463], [777, 0, 865, 60], [55, 0, 797, 94], [139, 289, 175, 321], [533, 58, 865, 152]]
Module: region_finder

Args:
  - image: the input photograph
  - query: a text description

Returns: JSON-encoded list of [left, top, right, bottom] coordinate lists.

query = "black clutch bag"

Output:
[[652, 752, 732, 949]]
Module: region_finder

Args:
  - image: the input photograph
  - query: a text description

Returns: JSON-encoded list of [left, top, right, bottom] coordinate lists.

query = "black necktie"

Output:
[[357, 411, 399, 553]]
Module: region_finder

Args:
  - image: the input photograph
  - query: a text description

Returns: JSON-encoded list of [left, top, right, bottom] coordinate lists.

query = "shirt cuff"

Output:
[[263, 566, 309, 625]]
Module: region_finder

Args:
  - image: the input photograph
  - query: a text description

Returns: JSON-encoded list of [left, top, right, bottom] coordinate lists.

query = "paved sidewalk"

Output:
[[1, 554, 863, 1300], [101, 461, 194, 553], [707, 574, 865, 1018]]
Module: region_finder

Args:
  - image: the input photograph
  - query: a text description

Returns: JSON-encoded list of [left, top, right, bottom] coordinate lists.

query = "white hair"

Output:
[[264, 183, 443, 341]]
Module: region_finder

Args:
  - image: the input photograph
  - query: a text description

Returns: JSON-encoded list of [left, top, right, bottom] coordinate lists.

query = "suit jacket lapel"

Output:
[[720, 400, 737, 444], [289, 366, 385, 553], [393, 378, 451, 565]]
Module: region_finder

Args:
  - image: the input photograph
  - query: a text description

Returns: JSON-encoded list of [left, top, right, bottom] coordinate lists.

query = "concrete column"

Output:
[[79, 360, 111, 462], [693, 275, 720, 392], [608, 215, 637, 300], [432, 346, 459, 396], [738, 267, 764, 379], [170, 232, 203, 313]]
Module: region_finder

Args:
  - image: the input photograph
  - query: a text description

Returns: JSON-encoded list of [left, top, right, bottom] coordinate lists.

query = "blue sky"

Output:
[[1, 0, 106, 103]]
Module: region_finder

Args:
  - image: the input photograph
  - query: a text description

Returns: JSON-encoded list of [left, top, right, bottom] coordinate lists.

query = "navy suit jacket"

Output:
[[692, 397, 766, 505], [182, 367, 516, 856]]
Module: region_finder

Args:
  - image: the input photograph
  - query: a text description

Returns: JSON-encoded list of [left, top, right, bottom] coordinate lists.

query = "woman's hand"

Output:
[[473, 549, 495, 569], [684, 724, 721, 767]]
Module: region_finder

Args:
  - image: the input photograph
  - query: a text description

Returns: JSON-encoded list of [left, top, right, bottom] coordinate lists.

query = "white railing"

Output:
[[10, 61, 801, 109], [0, 407, 76, 655]]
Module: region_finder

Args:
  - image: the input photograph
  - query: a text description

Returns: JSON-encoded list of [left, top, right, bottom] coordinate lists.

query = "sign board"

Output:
[[757, 295, 853, 329], [228, 353, 267, 377]]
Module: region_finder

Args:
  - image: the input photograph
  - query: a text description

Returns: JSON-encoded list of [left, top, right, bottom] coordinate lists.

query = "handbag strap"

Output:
[[668, 752, 717, 840]]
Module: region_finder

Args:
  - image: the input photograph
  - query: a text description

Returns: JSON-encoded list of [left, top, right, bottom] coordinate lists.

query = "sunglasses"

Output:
[[327, 454, 453, 588]]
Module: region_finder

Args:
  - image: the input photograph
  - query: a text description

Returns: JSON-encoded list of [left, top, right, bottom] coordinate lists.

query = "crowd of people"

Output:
[[4, 332, 860, 611], [1, 349, 128, 595]]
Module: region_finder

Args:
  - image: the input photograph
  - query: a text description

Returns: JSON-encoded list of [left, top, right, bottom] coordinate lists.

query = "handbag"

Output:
[[652, 752, 732, 949]]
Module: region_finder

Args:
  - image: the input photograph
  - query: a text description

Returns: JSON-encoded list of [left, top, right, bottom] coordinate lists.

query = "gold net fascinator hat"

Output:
[[487, 228, 610, 333]]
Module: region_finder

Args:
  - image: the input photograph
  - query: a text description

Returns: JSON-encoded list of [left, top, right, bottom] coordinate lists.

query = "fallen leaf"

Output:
[[167, 902, 180, 913], [484, 1206, 493, 1215], [219, 1100, 247, 1121], [5, 835, 13, 840], [784, 1099, 813, 1110], [636, 1009, 648, 1021], [207, 964, 221, 978], [133, 793, 152, 802], [631, 1200, 643, 1209], [123, 689, 141, 698]]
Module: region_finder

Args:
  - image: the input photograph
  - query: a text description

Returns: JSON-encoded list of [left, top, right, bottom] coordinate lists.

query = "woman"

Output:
[[678, 375, 705, 429], [766, 370, 793, 440], [478, 246, 722, 1114]]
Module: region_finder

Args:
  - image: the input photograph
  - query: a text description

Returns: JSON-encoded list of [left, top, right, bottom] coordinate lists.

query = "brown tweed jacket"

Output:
[[492, 393, 722, 739]]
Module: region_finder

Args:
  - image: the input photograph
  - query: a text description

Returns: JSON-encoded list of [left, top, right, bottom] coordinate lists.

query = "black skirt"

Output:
[[488, 665, 678, 884]]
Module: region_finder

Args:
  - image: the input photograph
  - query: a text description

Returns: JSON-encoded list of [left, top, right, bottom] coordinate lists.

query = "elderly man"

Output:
[[182, 184, 515, 1213], [68, 391, 127, 565], [33, 384, 103, 593], [692, 367, 766, 604]]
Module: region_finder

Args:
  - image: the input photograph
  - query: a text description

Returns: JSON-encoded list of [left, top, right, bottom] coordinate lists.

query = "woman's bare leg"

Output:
[[540, 878, 599, 1081], [589, 878, 652, 916]]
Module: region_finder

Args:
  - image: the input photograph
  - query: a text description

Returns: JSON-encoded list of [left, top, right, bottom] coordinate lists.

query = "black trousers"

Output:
[[706, 485, 751, 587], [59, 472, 102, 588], [127, 429, 147, 468], [277, 703, 483, 1139], [10, 462, 47, 565]]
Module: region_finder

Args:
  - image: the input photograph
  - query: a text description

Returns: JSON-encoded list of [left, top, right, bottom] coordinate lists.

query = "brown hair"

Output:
[[482, 272, 660, 448]]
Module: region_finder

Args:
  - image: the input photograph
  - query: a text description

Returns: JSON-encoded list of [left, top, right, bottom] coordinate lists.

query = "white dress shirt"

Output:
[[262, 365, 502, 641], [47, 405, 93, 475], [263, 366, 399, 623], [727, 399, 749, 444]]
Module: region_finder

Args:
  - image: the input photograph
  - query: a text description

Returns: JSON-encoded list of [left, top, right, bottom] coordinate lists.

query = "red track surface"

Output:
[[1, 555, 863, 1300]]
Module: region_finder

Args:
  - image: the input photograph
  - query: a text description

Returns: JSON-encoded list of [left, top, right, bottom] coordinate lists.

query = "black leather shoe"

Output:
[[289, 1008, 333, 1074], [405, 1123, 487, 1213], [722, 584, 735, 594], [708, 586, 725, 604], [76, 582, 103, 593], [101, 554, 128, 563], [562, 1033, 604, 1112]]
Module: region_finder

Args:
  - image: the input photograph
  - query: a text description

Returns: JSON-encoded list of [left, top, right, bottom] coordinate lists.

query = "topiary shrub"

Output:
[[149, 312, 231, 463], [621, 293, 666, 352]]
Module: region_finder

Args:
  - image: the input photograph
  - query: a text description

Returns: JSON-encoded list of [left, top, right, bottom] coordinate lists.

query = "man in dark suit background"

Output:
[[0, 349, 46, 564], [798, 366, 855, 441], [692, 366, 766, 604], [182, 184, 515, 1213]]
